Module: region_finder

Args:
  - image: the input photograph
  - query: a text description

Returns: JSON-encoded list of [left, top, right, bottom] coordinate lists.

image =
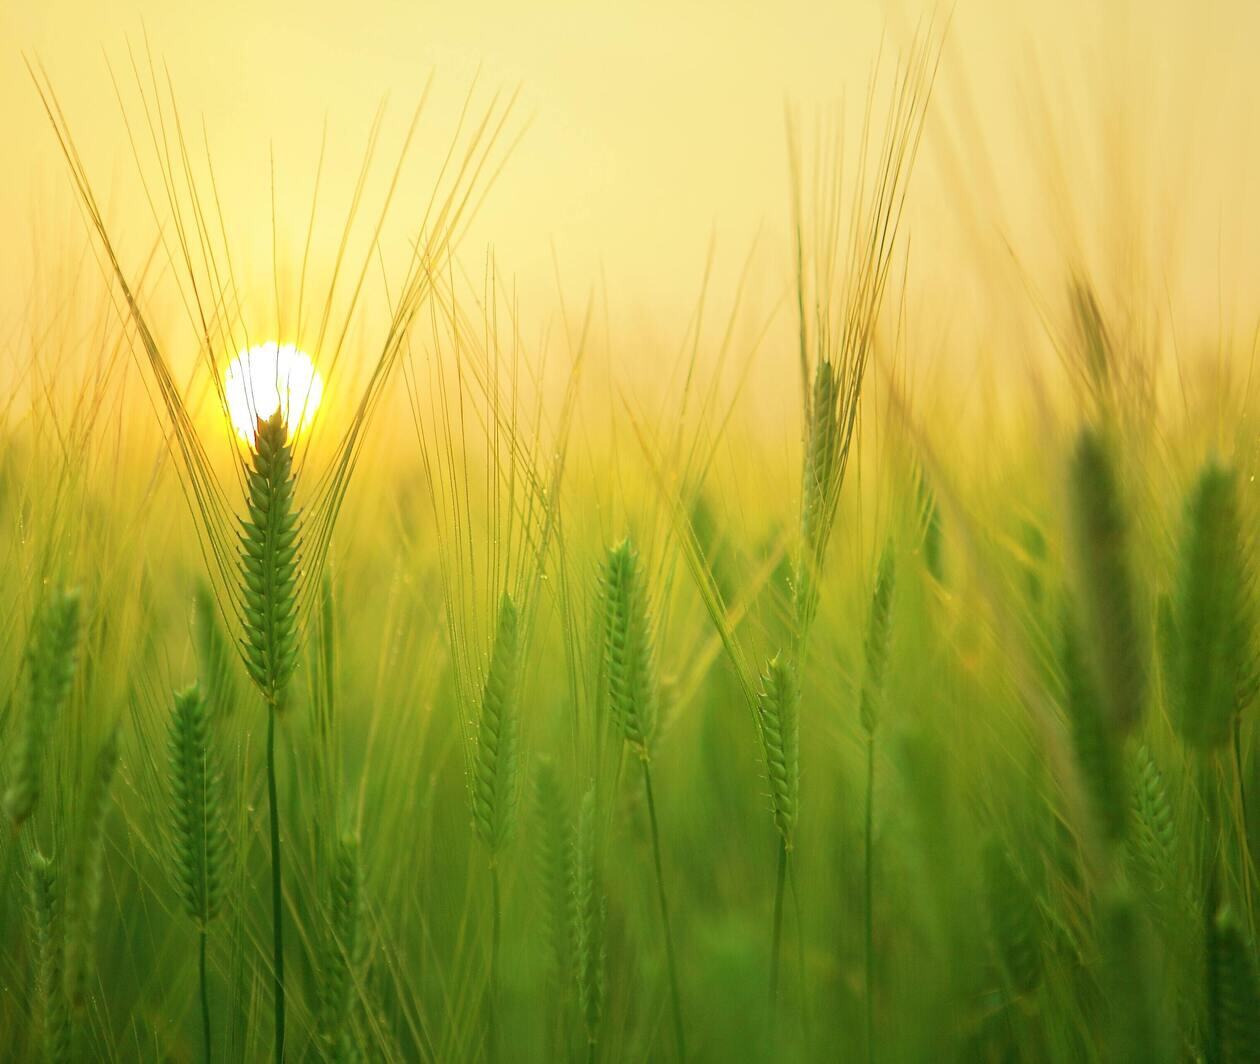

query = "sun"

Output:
[[223, 342, 324, 446]]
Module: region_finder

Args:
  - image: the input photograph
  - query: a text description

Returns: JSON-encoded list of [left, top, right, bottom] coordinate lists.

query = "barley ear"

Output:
[[5, 589, 82, 826], [602, 540, 657, 757], [859, 543, 896, 736], [28, 851, 72, 1064], [64, 727, 120, 1012], [1066, 427, 1145, 735], [757, 654, 799, 849], [167, 684, 227, 927], [1126, 744, 1177, 901], [1171, 461, 1255, 750], [320, 832, 363, 1063], [1210, 906, 1260, 1064], [982, 839, 1042, 997], [239, 410, 301, 705], [571, 787, 606, 1048], [1060, 605, 1128, 844], [533, 757, 574, 984], [472, 592, 522, 854]]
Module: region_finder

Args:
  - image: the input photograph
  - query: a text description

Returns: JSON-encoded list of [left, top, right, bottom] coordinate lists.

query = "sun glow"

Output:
[[223, 342, 324, 446]]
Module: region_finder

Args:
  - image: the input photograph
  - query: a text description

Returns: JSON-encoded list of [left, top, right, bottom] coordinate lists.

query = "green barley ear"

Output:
[[1210, 906, 1260, 1064], [1060, 606, 1128, 843], [167, 685, 227, 927], [239, 410, 301, 706], [800, 358, 839, 564], [472, 592, 522, 854], [1066, 427, 1145, 736], [1127, 744, 1176, 899], [982, 839, 1042, 997], [320, 832, 363, 1063], [571, 787, 606, 1050], [5, 588, 82, 826], [1102, 888, 1170, 1064], [533, 757, 574, 984], [601, 540, 658, 757], [28, 851, 72, 1064], [1171, 461, 1255, 750], [65, 727, 120, 1012], [916, 468, 944, 584], [756, 654, 799, 849], [194, 581, 238, 719], [859, 543, 896, 736]]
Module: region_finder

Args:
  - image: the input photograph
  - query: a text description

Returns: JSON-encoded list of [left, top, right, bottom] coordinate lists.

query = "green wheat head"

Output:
[[65, 728, 120, 1012], [320, 832, 363, 1063], [982, 839, 1042, 997], [167, 685, 227, 928], [472, 592, 522, 854], [601, 540, 658, 757], [1210, 906, 1260, 1064], [756, 653, 799, 849], [860, 543, 896, 736], [1066, 427, 1145, 736], [1170, 461, 1256, 750], [571, 786, 606, 1048], [240, 410, 301, 705], [5, 588, 82, 826], [27, 850, 72, 1064], [533, 758, 574, 984], [1060, 605, 1129, 844]]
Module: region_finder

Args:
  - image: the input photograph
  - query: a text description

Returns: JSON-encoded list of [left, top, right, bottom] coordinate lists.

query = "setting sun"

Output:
[[223, 342, 324, 445]]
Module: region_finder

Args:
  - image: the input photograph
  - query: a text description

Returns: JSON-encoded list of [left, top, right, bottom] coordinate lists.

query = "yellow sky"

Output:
[[3, 0, 1259, 380]]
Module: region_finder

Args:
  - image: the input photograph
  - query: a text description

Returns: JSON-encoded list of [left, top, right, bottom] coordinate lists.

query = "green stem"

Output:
[[770, 837, 787, 1019], [267, 702, 286, 1062], [641, 759, 686, 1061], [488, 859, 501, 1064], [199, 927, 212, 1064], [864, 733, 875, 1064]]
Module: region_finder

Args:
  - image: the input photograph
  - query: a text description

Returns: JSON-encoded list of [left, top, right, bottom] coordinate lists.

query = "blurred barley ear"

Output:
[[194, 582, 238, 721], [1170, 461, 1255, 751], [1101, 889, 1170, 1064], [1209, 906, 1260, 1064], [319, 833, 363, 1064], [167, 684, 226, 1063], [472, 591, 523, 1063], [571, 787, 605, 1064], [1127, 744, 1178, 906], [5, 588, 81, 826], [65, 727, 120, 1014], [1066, 427, 1145, 737], [982, 840, 1043, 998], [534, 758, 574, 996], [860, 544, 895, 1064], [28, 850, 72, 1064]]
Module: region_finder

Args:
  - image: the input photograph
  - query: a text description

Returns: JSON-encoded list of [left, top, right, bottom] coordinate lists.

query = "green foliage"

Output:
[[239, 411, 301, 704], [5, 588, 82, 825]]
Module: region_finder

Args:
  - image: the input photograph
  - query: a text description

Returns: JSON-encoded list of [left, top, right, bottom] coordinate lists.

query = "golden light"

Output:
[[223, 342, 324, 446]]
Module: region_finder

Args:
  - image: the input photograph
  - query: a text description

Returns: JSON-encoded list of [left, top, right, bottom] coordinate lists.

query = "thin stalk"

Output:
[[641, 759, 686, 1061], [864, 734, 875, 1064], [770, 838, 787, 1017], [267, 703, 286, 1062], [488, 859, 502, 1064], [199, 928, 212, 1064]]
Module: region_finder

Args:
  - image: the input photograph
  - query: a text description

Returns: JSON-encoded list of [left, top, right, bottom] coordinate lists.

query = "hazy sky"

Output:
[[3, 0, 1259, 366]]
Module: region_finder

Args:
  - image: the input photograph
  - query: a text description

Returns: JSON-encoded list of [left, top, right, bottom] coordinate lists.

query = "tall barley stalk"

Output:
[[167, 684, 227, 1063], [240, 410, 302, 1061], [601, 539, 686, 1061]]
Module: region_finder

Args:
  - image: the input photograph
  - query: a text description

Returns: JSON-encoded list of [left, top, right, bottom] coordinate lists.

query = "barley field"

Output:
[[3, 3, 1260, 1062]]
